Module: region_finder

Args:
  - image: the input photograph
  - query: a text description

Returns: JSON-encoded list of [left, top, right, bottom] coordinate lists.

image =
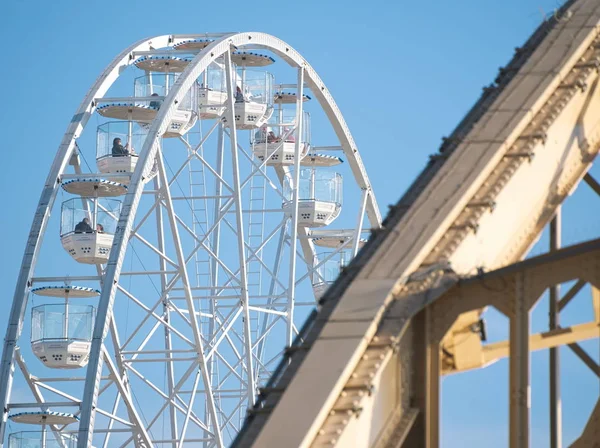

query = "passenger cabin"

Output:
[[60, 181, 124, 264], [198, 65, 228, 119], [252, 110, 311, 166], [225, 66, 274, 129], [31, 304, 95, 369], [312, 252, 346, 300], [30, 285, 98, 369], [96, 69, 197, 138], [96, 121, 146, 182], [283, 168, 343, 227]]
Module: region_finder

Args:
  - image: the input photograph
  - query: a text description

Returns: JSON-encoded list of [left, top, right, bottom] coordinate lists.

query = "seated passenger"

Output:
[[74, 218, 93, 234], [149, 93, 162, 109], [96, 223, 104, 233], [267, 131, 278, 143], [283, 127, 295, 143], [111, 138, 134, 157], [235, 86, 248, 103], [254, 126, 267, 143]]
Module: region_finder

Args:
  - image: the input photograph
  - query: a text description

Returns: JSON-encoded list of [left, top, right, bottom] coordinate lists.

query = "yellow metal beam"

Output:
[[593, 286, 600, 323], [482, 322, 600, 365]]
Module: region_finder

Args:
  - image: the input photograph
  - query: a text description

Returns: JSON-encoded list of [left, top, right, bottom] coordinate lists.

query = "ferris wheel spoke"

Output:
[[100, 391, 121, 448], [100, 348, 153, 447], [12, 350, 72, 448], [212, 352, 248, 388], [173, 211, 241, 285], [221, 218, 288, 292], [123, 362, 210, 434], [189, 151, 235, 194], [117, 288, 195, 350], [154, 152, 224, 445], [295, 238, 352, 286], [129, 232, 179, 268], [205, 308, 243, 361], [209, 218, 288, 298], [209, 317, 250, 373], [174, 119, 220, 159]]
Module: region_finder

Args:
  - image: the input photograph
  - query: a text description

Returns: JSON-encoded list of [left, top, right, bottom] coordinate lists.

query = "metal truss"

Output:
[[0, 33, 382, 448]]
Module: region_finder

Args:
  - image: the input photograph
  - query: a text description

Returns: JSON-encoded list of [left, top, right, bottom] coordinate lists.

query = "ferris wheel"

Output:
[[0, 33, 381, 447]]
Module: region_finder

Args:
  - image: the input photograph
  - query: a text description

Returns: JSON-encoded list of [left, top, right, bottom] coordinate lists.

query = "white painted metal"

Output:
[[223, 49, 255, 410], [286, 67, 305, 345], [0, 32, 381, 448]]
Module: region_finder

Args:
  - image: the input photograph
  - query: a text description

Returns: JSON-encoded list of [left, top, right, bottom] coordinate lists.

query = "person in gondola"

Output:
[[283, 126, 296, 143], [149, 93, 162, 109], [235, 86, 248, 103], [96, 223, 104, 234], [111, 138, 134, 157], [74, 218, 93, 234], [254, 125, 267, 143]]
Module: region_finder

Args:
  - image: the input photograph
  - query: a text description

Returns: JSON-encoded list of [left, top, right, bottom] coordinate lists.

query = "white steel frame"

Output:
[[0, 33, 381, 448]]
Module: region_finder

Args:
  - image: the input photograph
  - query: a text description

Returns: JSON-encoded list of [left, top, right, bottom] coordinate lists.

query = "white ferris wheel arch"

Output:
[[0, 32, 382, 447]]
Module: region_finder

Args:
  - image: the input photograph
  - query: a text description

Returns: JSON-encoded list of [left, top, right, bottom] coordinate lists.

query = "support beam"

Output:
[[351, 189, 368, 257], [425, 308, 440, 448], [558, 279, 586, 312], [154, 174, 178, 448], [102, 350, 153, 447], [481, 322, 599, 365], [593, 286, 600, 322], [286, 66, 305, 346], [510, 273, 530, 448], [156, 153, 223, 446], [567, 343, 600, 377], [569, 399, 600, 448], [223, 49, 255, 409], [583, 172, 600, 197], [549, 212, 562, 448]]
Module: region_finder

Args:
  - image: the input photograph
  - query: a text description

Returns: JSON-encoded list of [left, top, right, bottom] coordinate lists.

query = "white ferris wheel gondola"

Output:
[[97, 71, 199, 139], [97, 102, 197, 138], [58, 186, 122, 264], [29, 285, 97, 369], [252, 110, 311, 165]]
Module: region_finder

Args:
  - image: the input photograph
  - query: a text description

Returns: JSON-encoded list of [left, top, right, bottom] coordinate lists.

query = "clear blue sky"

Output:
[[0, 0, 598, 447]]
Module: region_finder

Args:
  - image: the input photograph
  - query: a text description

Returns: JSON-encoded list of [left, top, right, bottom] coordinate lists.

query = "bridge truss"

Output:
[[232, 1, 600, 447]]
